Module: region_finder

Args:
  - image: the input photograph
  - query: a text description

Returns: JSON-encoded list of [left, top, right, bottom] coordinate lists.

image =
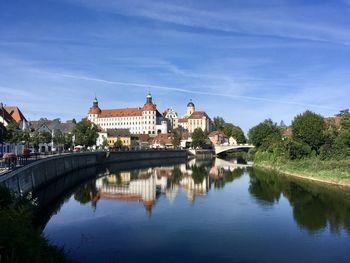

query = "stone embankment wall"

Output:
[[0, 150, 187, 194]]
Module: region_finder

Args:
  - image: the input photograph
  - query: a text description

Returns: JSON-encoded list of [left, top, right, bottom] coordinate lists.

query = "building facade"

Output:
[[88, 93, 167, 135], [178, 100, 213, 133]]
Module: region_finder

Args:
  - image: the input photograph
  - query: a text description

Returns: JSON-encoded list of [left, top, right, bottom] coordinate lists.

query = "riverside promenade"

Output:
[[0, 150, 187, 194]]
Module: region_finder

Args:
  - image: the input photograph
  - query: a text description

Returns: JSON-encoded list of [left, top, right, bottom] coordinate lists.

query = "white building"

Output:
[[87, 93, 167, 135], [163, 107, 178, 131], [178, 100, 213, 133]]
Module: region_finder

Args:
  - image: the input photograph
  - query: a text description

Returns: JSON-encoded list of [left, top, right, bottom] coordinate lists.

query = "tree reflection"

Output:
[[74, 181, 98, 205], [249, 168, 350, 233]]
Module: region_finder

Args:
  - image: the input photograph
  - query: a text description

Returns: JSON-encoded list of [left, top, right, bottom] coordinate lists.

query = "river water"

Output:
[[39, 158, 350, 262]]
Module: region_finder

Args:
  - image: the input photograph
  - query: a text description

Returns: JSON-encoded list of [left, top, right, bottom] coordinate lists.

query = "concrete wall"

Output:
[[0, 150, 187, 194], [0, 152, 106, 194]]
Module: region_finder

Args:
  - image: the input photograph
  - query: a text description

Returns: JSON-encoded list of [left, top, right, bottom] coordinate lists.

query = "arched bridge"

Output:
[[214, 144, 255, 155]]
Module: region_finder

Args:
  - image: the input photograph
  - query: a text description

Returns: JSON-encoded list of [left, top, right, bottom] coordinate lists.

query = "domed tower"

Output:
[[88, 97, 101, 123], [186, 99, 195, 117], [143, 92, 156, 110]]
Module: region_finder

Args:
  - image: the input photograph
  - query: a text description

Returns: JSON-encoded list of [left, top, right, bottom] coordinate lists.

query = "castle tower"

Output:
[[186, 99, 195, 117], [88, 97, 101, 123]]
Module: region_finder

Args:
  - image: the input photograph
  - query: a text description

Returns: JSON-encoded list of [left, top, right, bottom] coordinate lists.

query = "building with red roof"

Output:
[[88, 93, 167, 136]]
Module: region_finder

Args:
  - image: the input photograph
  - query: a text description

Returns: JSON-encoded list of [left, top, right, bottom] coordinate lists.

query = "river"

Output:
[[36, 157, 350, 262]]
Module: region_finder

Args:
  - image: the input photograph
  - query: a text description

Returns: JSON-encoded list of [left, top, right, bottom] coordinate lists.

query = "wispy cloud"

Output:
[[67, 0, 350, 45], [37, 70, 338, 110]]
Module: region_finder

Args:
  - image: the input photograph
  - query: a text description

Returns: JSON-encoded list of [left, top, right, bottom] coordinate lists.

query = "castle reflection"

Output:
[[87, 158, 247, 212]]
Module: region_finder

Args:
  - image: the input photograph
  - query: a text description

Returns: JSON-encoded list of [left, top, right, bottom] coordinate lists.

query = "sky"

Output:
[[1, 0, 350, 132]]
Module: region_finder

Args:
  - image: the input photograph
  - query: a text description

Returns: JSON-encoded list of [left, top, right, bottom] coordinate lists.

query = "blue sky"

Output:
[[1, 0, 350, 132]]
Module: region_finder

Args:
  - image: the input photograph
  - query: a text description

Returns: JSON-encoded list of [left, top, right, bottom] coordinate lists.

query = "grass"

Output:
[[253, 152, 350, 186], [0, 186, 77, 263]]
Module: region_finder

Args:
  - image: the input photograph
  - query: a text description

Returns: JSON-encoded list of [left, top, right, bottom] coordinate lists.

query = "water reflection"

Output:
[[75, 158, 247, 213], [249, 168, 350, 233], [37, 157, 350, 236]]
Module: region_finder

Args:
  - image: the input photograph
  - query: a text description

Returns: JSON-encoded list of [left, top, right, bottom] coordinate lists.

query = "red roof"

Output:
[[132, 134, 151, 142], [208, 130, 225, 137], [283, 127, 293, 137], [143, 103, 156, 111], [153, 133, 172, 145], [89, 106, 101, 114], [324, 116, 341, 126], [178, 118, 188, 123], [4, 106, 27, 123], [0, 107, 14, 124], [188, 111, 210, 119], [100, 107, 143, 117]]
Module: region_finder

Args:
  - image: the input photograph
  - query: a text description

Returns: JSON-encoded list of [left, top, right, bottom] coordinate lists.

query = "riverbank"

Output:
[[254, 158, 350, 187]]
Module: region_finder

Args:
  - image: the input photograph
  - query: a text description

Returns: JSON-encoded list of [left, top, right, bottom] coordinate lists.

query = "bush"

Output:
[[0, 186, 76, 262], [292, 110, 325, 152], [285, 139, 311, 160], [248, 119, 281, 148]]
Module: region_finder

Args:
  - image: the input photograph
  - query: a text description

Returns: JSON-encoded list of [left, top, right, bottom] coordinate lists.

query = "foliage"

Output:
[[170, 167, 182, 184], [223, 123, 246, 143], [191, 165, 207, 184], [171, 128, 181, 148], [284, 139, 312, 160], [102, 138, 109, 149], [213, 116, 226, 130], [5, 121, 22, 144], [74, 182, 97, 204], [0, 122, 7, 144], [74, 118, 98, 147], [248, 119, 281, 149], [114, 138, 123, 149], [191, 128, 206, 148], [340, 113, 350, 130], [30, 131, 52, 151], [0, 186, 76, 262], [291, 110, 325, 152]]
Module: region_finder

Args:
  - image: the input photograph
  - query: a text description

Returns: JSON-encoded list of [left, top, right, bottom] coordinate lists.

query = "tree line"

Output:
[[248, 110, 350, 161]]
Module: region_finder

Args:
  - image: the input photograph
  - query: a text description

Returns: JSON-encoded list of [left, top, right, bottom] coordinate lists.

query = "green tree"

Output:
[[64, 133, 74, 150], [191, 128, 206, 148], [74, 118, 98, 147], [292, 111, 324, 152], [285, 138, 312, 160], [30, 131, 41, 151], [101, 138, 109, 149], [53, 130, 66, 153], [213, 116, 226, 130], [223, 123, 246, 143], [340, 113, 350, 131], [40, 131, 52, 144], [248, 119, 281, 149], [171, 128, 181, 148], [5, 121, 22, 144], [114, 138, 123, 149], [0, 122, 7, 144]]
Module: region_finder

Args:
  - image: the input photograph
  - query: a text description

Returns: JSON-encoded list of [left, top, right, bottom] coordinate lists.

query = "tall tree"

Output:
[[248, 119, 281, 148], [74, 118, 98, 147], [0, 122, 7, 144], [114, 138, 123, 149], [340, 113, 350, 131], [191, 128, 206, 148], [53, 130, 66, 153], [171, 128, 181, 148], [5, 121, 22, 144], [292, 111, 324, 152], [213, 116, 226, 131], [223, 123, 246, 143]]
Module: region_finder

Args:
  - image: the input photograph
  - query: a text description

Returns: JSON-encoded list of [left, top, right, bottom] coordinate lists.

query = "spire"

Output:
[[93, 97, 98, 107], [146, 91, 152, 104]]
